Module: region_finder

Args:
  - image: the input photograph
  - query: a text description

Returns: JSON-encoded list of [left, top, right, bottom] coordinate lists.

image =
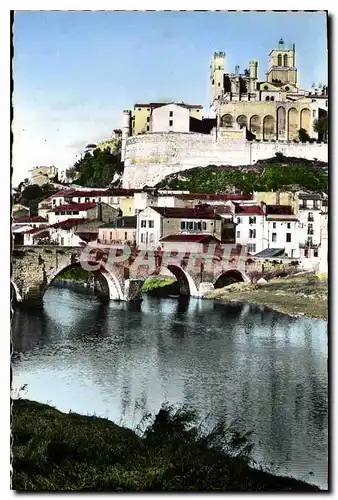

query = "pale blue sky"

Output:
[[12, 10, 328, 185]]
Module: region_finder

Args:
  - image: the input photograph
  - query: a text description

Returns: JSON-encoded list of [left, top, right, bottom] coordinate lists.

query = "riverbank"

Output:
[[205, 272, 328, 320], [11, 399, 321, 491]]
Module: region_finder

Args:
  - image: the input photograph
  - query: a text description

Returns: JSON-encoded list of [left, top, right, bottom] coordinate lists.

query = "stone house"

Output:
[[97, 216, 137, 245], [136, 205, 235, 250], [47, 201, 119, 225]]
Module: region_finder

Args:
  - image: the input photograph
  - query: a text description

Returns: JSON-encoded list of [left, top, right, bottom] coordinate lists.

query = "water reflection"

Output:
[[11, 287, 328, 489]]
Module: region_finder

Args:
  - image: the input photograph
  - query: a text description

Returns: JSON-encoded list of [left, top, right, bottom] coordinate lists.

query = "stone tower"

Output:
[[121, 109, 131, 162], [210, 51, 225, 105], [267, 38, 297, 87], [249, 60, 258, 93]]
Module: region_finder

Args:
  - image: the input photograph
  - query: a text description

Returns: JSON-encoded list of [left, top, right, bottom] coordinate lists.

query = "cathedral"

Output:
[[210, 38, 328, 141]]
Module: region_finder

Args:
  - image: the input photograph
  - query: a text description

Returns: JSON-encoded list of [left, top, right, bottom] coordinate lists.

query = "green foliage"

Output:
[[68, 148, 124, 188], [14, 184, 58, 216], [11, 399, 319, 491], [156, 156, 328, 195], [298, 128, 310, 143], [142, 277, 176, 292], [313, 116, 328, 140], [54, 266, 93, 282]]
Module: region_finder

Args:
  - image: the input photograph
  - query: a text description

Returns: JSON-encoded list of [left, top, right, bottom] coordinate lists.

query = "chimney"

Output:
[[97, 202, 103, 221]]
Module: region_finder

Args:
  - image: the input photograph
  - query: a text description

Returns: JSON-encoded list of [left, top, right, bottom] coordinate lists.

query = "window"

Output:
[[98, 197, 101, 202], [264, 85, 269, 90], [77, 198, 81, 203], [314, 249, 318, 257], [53, 199, 57, 205], [141, 233, 144, 243], [55, 211, 60, 215], [169, 111, 173, 117], [325, 100, 328, 107], [270, 96, 275, 101], [313, 110, 316, 117], [218, 82, 221, 87], [285, 86, 290, 91], [181, 221, 185, 230], [273, 222, 276, 229], [247, 243, 256, 253], [308, 224, 313, 235], [272, 233, 277, 242], [141, 220, 146, 228], [188, 221, 193, 230], [249, 229, 256, 239], [266, 96, 270, 101], [169, 120, 173, 127], [236, 217, 241, 224], [212, 79, 214, 85], [194, 222, 202, 231], [72, 210, 79, 215], [304, 249, 309, 257], [286, 233, 292, 242], [202, 222, 207, 230], [313, 200, 319, 209], [308, 212, 314, 221], [148, 220, 154, 228], [236, 231, 240, 239], [283, 54, 288, 66], [149, 233, 154, 243], [287, 222, 291, 229], [277, 54, 282, 66], [110, 232, 113, 239], [124, 232, 127, 240], [249, 216, 256, 224], [146, 126, 149, 131], [85, 197, 90, 202], [147, 117, 150, 122]]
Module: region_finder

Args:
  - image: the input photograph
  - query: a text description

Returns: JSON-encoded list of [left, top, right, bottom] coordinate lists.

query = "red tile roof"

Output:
[[65, 189, 111, 198], [151, 206, 223, 219], [235, 205, 265, 216], [176, 193, 253, 201], [51, 218, 86, 230], [134, 102, 203, 109], [13, 215, 48, 223], [75, 232, 98, 242], [160, 234, 221, 243], [266, 205, 294, 215], [24, 226, 50, 234], [53, 202, 97, 211]]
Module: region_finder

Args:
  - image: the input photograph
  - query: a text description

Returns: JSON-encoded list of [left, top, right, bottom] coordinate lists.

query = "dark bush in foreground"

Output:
[[11, 399, 320, 492]]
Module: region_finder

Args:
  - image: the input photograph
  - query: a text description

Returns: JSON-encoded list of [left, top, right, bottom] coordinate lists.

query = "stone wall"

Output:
[[122, 132, 328, 188]]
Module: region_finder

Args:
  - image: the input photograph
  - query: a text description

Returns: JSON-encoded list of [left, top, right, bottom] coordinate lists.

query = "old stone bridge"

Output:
[[12, 244, 270, 308]]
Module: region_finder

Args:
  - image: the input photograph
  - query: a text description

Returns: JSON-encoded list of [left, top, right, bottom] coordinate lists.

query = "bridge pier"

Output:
[[124, 279, 144, 302]]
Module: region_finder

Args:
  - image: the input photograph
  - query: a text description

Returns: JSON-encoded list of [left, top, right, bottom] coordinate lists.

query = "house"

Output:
[[49, 218, 106, 246], [12, 215, 49, 245], [47, 202, 119, 224], [23, 227, 51, 246], [253, 191, 299, 214], [265, 205, 299, 258], [159, 234, 221, 253], [234, 205, 266, 254], [98, 216, 137, 245], [119, 194, 135, 216], [297, 193, 324, 259], [137, 205, 235, 250]]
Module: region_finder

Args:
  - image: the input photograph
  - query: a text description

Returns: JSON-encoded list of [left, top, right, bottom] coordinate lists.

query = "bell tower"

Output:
[[267, 38, 297, 87], [210, 51, 225, 105]]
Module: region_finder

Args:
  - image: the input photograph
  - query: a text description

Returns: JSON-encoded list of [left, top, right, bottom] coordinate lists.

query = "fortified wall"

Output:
[[122, 132, 328, 188]]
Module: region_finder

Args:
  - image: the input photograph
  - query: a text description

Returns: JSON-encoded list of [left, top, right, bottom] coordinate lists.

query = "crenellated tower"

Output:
[[210, 51, 225, 105]]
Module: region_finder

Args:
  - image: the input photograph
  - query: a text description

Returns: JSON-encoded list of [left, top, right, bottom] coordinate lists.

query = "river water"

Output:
[[11, 287, 328, 489]]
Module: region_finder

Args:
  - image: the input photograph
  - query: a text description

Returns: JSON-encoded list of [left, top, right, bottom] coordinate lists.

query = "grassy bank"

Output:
[[142, 276, 178, 294], [11, 399, 320, 491], [205, 273, 328, 320]]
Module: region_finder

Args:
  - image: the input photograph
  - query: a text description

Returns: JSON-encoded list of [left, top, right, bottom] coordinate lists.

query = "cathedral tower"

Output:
[[267, 38, 297, 87], [210, 52, 225, 104]]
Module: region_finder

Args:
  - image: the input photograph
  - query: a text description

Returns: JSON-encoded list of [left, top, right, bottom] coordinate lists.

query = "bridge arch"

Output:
[[43, 262, 124, 302], [214, 269, 249, 289], [152, 265, 198, 297], [11, 280, 22, 303]]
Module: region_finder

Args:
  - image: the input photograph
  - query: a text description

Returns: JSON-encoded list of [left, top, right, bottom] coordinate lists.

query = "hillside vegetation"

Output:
[[155, 155, 328, 194]]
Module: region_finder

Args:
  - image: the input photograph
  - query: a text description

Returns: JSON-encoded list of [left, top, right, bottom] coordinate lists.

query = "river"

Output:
[[11, 286, 328, 489]]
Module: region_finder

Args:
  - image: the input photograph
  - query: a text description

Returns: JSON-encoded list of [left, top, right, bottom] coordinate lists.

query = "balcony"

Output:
[[308, 217, 314, 222], [307, 229, 314, 235]]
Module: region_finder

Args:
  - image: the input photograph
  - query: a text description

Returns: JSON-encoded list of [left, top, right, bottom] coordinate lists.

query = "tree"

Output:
[[298, 128, 310, 143], [15, 183, 58, 215], [71, 147, 124, 187], [313, 116, 328, 141]]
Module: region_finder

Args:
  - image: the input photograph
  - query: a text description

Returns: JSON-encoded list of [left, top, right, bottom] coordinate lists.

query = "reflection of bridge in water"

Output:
[[11, 244, 271, 308]]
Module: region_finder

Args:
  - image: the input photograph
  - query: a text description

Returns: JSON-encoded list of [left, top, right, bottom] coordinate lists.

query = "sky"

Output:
[[12, 10, 328, 186]]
